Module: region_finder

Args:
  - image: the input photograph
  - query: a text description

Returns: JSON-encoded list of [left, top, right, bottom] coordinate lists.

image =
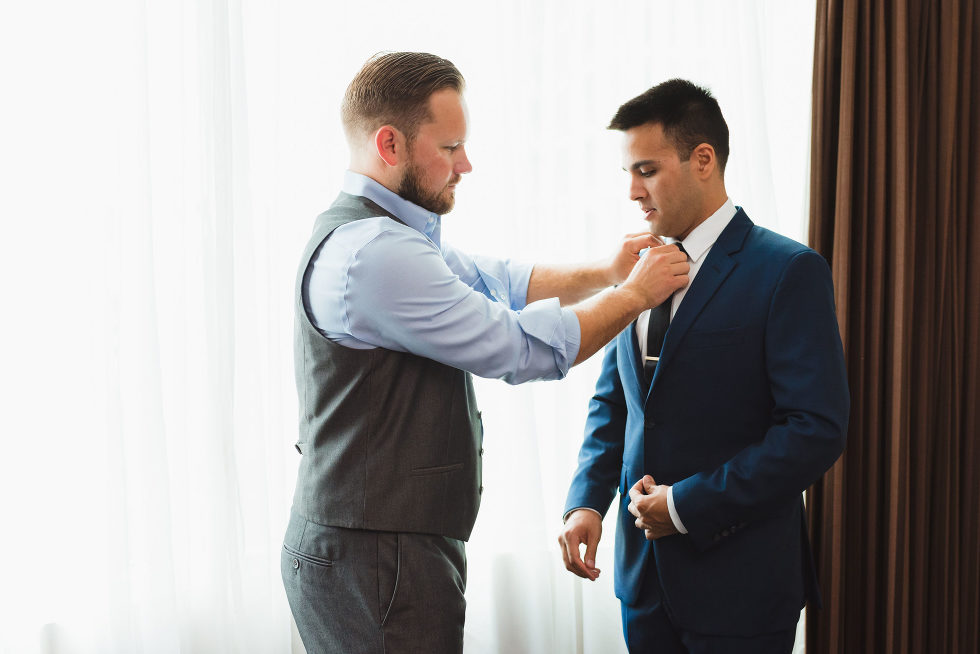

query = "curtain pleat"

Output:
[[807, 1, 980, 652]]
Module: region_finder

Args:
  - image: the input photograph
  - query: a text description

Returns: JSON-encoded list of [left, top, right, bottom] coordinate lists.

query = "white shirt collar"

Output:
[[674, 197, 737, 262]]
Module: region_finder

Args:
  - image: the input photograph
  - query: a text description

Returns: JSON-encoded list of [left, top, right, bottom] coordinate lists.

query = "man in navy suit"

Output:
[[558, 79, 849, 653]]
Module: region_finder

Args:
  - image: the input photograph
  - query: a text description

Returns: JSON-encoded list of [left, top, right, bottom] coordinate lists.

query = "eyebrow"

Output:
[[626, 159, 659, 172]]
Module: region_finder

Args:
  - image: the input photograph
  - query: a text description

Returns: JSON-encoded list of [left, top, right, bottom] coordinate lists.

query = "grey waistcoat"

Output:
[[291, 192, 484, 542]]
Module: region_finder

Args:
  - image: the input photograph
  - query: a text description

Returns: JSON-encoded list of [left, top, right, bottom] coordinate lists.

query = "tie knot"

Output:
[[676, 241, 688, 257]]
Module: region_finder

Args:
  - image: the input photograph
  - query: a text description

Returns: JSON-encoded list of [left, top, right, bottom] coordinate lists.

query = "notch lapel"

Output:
[[646, 210, 753, 401], [623, 322, 647, 399]]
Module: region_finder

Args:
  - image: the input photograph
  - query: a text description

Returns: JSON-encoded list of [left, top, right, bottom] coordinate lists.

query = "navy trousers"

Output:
[[621, 544, 798, 654]]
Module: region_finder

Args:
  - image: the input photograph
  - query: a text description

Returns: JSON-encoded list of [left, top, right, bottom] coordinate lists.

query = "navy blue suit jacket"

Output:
[[564, 209, 849, 637]]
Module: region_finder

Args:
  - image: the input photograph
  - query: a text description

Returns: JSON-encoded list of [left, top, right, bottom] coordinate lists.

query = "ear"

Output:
[[692, 143, 717, 180], [374, 125, 404, 167]]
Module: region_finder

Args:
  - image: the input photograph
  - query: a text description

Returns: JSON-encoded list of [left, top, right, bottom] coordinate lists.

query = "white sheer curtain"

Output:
[[0, 1, 814, 652]]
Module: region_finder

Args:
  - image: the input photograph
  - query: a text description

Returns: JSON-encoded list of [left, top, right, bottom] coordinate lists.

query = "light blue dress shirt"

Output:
[[302, 171, 581, 384]]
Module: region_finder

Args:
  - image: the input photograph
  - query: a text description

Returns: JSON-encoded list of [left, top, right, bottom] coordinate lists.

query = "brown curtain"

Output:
[[807, 0, 980, 652]]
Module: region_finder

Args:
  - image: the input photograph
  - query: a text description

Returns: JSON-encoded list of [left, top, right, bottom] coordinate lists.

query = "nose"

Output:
[[629, 175, 646, 202], [456, 147, 473, 175]]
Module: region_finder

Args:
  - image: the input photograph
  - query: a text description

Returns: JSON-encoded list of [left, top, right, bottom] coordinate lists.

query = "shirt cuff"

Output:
[[563, 507, 602, 523], [560, 308, 581, 367], [666, 486, 689, 534], [508, 260, 534, 309], [514, 299, 580, 377]]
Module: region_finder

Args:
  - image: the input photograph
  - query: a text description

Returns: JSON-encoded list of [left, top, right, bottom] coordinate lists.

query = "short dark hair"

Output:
[[342, 52, 465, 144], [608, 79, 730, 172]]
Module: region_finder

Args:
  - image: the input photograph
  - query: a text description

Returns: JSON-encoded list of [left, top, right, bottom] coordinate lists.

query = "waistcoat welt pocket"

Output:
[[410, 462, 464, 476]]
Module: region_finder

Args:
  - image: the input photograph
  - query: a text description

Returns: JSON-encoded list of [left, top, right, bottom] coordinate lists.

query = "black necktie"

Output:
[[643, 242, 687, 384]]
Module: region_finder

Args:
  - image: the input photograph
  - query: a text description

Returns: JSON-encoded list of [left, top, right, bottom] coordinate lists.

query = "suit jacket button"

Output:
[[479, 486, 484, 494], [292, 558, 299, 570], [479, 448, 484, 456]]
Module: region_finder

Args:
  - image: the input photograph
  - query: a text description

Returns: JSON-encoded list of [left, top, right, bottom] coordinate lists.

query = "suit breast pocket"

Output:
[[681, 326, 745, 350]]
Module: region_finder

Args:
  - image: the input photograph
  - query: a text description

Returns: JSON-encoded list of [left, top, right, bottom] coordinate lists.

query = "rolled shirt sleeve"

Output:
[[307, 218, 580, 384], [440, 242, 533, 311]]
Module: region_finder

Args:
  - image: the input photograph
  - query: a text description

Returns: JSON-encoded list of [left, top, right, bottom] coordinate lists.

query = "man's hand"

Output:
[[558, 509, 602, 581], [627, 475, 678, 540], [569, 241, 688, 366], [620, 244, 689, 311], [606, 232, 663, 285]]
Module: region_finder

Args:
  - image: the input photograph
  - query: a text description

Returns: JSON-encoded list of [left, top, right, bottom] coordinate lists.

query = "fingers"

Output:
[[627, 477, 649, 519], [622, 233, 658, 255], [629, 477, 662, 531], [627, 479, 645, 505], [630, 243, 687, 274], [558, 532, 583, 578], [558, 531, 588, 579], [583, 535, 599, 579], [629, 476, 654, 499], [622, 242, 691, 309], [667, 259, 691, 278], [625, 232, 658, 244], [649, 246, 690, 285], [561, 535, 599, 580], [649, 243, 688, 262], [666, 270, 689, 293], [558, 522, 601, 581]]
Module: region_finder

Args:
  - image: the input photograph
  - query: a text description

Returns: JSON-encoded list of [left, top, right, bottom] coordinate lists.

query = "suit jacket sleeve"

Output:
[[563, 338, 628, 517], [672, 250, 850, 551]]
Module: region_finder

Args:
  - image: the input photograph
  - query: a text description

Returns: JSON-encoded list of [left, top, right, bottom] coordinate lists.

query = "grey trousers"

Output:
[[281, 512, 467, 654]]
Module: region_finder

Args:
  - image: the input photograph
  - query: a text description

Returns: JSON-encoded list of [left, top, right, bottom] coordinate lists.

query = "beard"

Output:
[[397, 160, 458, 215]]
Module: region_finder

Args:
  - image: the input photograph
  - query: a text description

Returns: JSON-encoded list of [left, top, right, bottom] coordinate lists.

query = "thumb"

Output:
[[642, 475, 657, 493]]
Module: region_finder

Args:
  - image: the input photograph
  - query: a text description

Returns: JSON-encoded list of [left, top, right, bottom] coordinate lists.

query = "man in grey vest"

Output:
[[282, 51, 690, 654]]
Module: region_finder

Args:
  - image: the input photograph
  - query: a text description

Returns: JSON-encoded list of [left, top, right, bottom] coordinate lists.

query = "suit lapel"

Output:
[[624, 320, 647, 397], [647, 209, 753, 400]]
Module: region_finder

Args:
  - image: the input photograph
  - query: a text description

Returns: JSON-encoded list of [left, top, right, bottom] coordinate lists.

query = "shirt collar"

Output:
[[675, 197, 737, 263], [342, 170, 442, 247]]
